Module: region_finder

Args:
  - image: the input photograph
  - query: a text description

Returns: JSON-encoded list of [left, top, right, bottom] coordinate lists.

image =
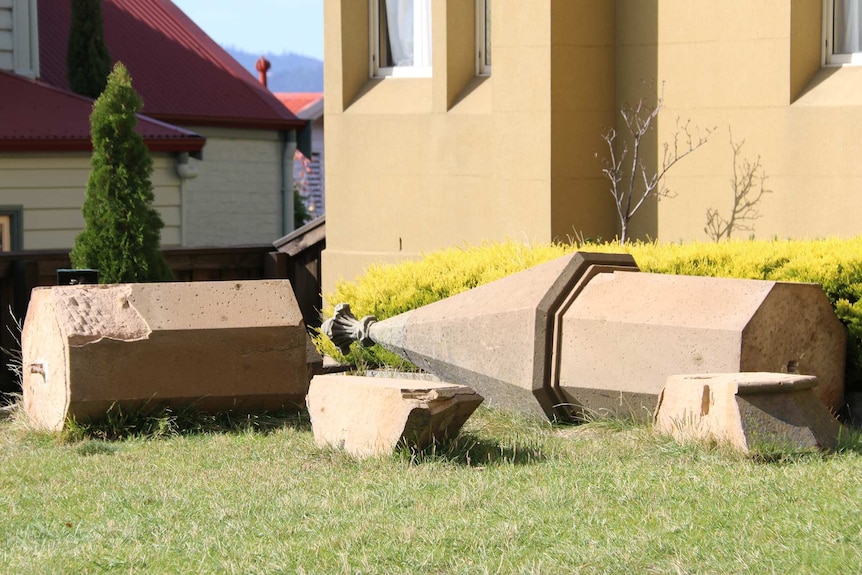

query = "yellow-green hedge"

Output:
[[318, 238, 862, 390]]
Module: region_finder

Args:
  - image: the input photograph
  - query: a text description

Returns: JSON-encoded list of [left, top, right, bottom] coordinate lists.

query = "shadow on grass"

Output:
[[837, 425, 862, 452], [747, 446, 825, 465], [396, 431, 546, 467], [700, 425, 862, 465], [743, 425, 862, 465], [63, 402, 312, 443]]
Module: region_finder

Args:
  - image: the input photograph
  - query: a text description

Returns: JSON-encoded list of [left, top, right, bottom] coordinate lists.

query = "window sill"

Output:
[[825, 52, 862, 66], [345, 77, 433, 114], [794, 65, 862, 107], [373, 66, 432, 79], [823, 60, 862, 68]]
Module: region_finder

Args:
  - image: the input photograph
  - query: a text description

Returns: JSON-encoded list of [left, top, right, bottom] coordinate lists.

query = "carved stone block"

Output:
[[655, 373, 842, 452], [23, 281, 311, 430], [306, 374, 483, 457]]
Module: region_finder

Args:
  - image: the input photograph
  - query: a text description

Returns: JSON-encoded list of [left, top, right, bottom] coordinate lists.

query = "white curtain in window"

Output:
[[385, 0, 431, 67], [412, 0, 431, 67], [836, 0, 862, 54]]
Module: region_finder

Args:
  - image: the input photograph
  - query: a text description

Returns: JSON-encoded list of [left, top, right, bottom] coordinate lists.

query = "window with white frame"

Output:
[[371, 0, 432, 77], [826, 0, 862, 64], [477, 0, 491, 75]]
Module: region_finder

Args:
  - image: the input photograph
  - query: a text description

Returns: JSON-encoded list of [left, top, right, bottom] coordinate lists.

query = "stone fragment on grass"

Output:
[[306, 374, 483, 457], [23, 281, 311, 431], [654, 372, 842, 452]]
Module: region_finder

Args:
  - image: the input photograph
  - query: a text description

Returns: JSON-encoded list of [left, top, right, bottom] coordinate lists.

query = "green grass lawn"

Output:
[[2, 405, 861, 575]]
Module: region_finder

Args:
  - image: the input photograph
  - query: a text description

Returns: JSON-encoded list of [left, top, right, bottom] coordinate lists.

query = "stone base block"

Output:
[[23, 281, 311, 431], [655, 373, 842, 452], [306, 374, 484, 457]]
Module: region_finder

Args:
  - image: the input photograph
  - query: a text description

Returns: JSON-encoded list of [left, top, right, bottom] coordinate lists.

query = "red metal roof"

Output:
[[276, 93, 324, 117], [39, 0, 305, 131], [0, 70, 205, 153]]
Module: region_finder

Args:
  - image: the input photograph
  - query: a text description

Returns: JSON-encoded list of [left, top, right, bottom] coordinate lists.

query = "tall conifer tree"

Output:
[[67, 0, 112, 98], [71, 63, 173, 283]]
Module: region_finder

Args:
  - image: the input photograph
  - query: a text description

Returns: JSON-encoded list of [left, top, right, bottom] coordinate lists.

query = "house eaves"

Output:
[[0, 69, 205, 154]]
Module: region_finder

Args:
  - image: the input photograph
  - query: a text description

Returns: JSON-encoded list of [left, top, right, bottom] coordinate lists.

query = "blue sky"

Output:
[[172, 0, 324, 60]]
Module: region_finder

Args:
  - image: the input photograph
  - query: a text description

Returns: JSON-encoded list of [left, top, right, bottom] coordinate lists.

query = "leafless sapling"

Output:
[[599, 85, 713, 244]]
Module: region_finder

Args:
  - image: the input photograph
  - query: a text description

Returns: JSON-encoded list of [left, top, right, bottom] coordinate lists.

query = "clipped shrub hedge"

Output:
[[318, 238, 862, 392]]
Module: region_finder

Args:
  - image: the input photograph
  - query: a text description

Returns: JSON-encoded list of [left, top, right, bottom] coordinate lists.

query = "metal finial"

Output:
[[320, 303, 377, 355]]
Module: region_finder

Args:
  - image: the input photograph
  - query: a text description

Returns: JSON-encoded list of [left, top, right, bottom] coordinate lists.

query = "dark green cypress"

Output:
[[67, 0, 112, 99], [71, 62, 173, 284]]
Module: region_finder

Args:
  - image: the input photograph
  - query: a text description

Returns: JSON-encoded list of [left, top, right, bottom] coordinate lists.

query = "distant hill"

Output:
[[224, 46, 323, 93]]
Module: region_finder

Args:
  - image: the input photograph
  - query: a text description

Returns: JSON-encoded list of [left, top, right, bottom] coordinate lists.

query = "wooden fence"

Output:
[[0, 232, 325, 394]]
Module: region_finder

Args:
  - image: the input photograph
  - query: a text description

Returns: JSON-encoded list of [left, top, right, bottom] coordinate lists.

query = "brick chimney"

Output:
[[255, 56, 271, 88]]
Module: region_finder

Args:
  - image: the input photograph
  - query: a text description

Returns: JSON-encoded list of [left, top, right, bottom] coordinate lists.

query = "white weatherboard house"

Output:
[[0, 0, 311, 251]]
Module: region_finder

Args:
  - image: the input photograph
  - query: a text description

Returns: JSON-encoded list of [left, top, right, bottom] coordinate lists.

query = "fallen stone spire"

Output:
[[323, 251, 846, 421]]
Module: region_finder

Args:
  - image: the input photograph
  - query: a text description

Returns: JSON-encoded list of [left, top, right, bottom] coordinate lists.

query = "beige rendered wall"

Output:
[[550, 1, 617, 243], [324, 0, 858, 294], [614, 0, 660, 240], [323, 0, 618, 294], [0, 152, 182, 249], [179, 127, 287, 246], [637, 0, 862, 243]]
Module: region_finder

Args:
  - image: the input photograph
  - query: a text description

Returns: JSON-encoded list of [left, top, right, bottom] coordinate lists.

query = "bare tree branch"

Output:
[[599, 82, 713, 244]]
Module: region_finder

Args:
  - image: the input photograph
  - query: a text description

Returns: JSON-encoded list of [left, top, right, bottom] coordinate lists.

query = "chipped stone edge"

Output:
[[54, 286, 152, 347]]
